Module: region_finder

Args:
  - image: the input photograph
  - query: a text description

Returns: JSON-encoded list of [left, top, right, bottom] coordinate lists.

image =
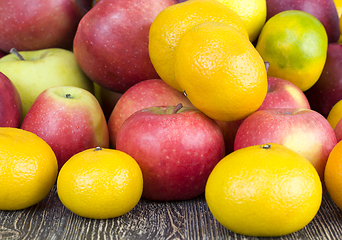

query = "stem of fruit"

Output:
[[172, 103, 183, 114], [65, 93, 72, 99], [261, 144, 271, 149], [94, 146, 102, 151], [265, 61, 270, 73], [10, 48, 25, 61]]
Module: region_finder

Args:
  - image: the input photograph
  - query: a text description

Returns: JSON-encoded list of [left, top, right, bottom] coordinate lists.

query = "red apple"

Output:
[[258, 77, 311, 111], [73, 0, 178, 93], [0, 0, 85, 52], [0, 72, 22, 127], [108, 79, 194, 148], [116, 104, 225, 201], [216, 76, 310, 156], [234, 108, 337, 187], [334, 118, 342, 142], [305, 43, 342, 118], [21, 86, 109, 170]]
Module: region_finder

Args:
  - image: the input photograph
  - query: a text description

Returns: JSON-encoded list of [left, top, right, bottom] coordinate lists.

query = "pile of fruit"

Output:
[[1, 0, 342, 237]]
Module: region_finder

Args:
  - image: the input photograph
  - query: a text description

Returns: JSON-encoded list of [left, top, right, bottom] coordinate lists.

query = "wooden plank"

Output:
[[1, 185, 342, 239]]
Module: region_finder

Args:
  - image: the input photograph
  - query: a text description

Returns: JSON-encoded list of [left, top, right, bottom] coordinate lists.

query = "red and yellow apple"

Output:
[[21, 86, 109, 169], [116, 104, 225, 201], [108, 79, 194, 148], [217, 76, 311, 155], [258, 76, 311, 111]]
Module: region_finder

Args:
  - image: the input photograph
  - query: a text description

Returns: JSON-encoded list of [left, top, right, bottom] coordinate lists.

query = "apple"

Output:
[[216, 76, 311, 156], [0, 72, 22, 127], [0, 0, 85, 52], [334, 118, 342, 142], [305, 43, 342, 118], [116, 104, 225, 201], [108, 79, 194, 148], [73, 0, 178, 93], [0, 48, 94, 119], [258, 77, 311, 111], [265, 0, 340, 43], [21, 86, 109, 170], [234, 108, 337, 188]]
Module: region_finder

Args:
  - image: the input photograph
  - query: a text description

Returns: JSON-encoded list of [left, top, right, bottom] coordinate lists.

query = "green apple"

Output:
[[0, 48, 94, 118]]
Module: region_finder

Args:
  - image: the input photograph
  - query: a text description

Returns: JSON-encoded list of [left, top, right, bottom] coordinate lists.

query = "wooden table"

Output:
[[1, 185, 342, 240]]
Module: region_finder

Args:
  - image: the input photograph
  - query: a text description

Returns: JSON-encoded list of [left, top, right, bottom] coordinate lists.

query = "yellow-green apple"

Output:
[[266, 0, 340, 43], [0, 0, 85, 52], [0, 48, 94, 118], [108, 79, 194, 148], [94, 83, 122, 121], [305, 43, 342, 118], [258, 77, 311, 110], [73, 0, 178, 93], [234, 108, 337, 188], [116, 104, 225, 201], [21, 86, 109, 170], [0, 72, 22, 127]]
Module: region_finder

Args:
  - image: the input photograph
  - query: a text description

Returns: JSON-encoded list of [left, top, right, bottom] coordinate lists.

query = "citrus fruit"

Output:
[[57, 147, 143, 219], [256, 10, 328, 91], [205, 143, 322, 237], [174, 22, 267, 122], [149, 0, 249, 92], [327, 99, 342, 129], [325, 140, 342, 211], [0, 127, 58, 210], [213, 0, 267, 42], [335, 0, 342, 17]]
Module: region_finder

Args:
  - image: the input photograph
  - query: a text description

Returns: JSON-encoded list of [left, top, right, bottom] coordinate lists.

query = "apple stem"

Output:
[[9, 48, 25, 61], [172, 103, 183, 114], [265, 61, 270, 73]]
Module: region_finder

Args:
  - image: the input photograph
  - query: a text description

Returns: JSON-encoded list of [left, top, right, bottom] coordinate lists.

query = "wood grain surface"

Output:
[[0, 185, 342, 240]]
